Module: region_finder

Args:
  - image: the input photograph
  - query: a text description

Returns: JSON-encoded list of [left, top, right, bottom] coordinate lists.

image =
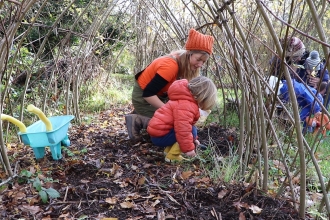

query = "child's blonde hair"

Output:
[[188, 76, 217, 110]]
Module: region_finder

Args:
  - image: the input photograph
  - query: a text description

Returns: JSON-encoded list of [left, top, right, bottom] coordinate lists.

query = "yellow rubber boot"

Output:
[[163, 146, 171, 155], [165, 142, 184, 162]]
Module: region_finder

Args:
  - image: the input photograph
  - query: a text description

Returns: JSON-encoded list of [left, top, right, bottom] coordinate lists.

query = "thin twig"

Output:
[[63, 186, 69, 202], [260, 1, 330, 48]]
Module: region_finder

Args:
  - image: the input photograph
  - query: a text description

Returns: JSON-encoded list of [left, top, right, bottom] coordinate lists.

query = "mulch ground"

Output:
[[0, 105, 310, 219]]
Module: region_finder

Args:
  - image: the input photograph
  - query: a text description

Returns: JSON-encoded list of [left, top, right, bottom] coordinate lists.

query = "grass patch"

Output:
[[79, 74, 134, 113], [194, 142, 240, 183], [315, 138, 330, 184]]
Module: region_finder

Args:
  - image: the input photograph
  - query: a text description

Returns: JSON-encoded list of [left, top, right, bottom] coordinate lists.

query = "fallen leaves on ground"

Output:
[[0, 105, 308, 219]]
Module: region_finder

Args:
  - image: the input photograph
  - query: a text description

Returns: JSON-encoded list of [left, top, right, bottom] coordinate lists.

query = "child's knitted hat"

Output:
[[185, 29, 214, 55], [285, 37, 305, 58], [305, 50, 321, 71]]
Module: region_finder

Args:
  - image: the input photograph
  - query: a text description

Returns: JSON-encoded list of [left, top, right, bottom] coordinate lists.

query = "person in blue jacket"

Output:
[[278, 79, 327, 134], [296, 50, 329, 88]]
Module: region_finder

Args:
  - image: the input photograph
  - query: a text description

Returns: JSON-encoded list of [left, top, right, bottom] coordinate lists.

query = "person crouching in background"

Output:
[[297, 50, 329, 88]]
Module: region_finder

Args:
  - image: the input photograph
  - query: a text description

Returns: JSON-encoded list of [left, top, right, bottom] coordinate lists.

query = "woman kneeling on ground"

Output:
[[125, 28, 214, 141]]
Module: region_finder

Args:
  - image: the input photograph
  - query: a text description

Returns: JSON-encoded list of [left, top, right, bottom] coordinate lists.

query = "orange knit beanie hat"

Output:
[[184, 28, 214, 55]]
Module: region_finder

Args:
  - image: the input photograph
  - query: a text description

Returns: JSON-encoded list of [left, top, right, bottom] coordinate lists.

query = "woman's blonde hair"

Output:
[[188, 76, 217, 110], [170, 50, 209, 81]]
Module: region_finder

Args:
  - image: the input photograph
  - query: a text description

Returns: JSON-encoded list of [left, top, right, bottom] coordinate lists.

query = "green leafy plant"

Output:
[[80, 148, 88, 154], [33, 177, 60, 203], [62, 147, 75, 157], [19, 170, 60, 203], [307, 208, 328, 220], [18, 169, 33, 184]]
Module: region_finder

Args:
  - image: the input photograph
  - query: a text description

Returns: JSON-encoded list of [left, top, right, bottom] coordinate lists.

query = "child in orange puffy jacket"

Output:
[[305, 112, 330, 137], [147, 76, 217, 162]]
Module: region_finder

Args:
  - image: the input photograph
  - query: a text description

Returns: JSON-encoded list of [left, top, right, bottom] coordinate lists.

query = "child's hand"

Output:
[[185, 150, 196, 157], [194, 140, 200, 146]]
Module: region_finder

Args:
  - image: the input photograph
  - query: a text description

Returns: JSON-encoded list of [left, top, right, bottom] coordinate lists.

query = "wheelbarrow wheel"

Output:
[[61, 139, 71, 147]]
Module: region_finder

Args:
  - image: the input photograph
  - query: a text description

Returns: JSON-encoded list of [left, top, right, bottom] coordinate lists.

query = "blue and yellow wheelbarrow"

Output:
[[1, 105, 74, 160]]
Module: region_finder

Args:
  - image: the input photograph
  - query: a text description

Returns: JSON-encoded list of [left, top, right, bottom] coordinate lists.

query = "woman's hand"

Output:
[[185, 150, 196, 157]]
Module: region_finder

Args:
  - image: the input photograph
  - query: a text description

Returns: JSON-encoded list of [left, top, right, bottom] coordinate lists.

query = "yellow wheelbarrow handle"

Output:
[[27, 104, 53, 131], [1, 114, 27, 133]]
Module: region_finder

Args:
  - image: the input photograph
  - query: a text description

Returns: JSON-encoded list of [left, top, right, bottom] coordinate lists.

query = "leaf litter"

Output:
[[0, 105, 310, 219]]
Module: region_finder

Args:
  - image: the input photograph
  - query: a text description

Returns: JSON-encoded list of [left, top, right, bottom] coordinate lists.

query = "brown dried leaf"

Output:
[[125, 193, 141, 201], [114, 170, 123, 178], [20, 205, 41, 215], [151, 199, 160, 207], [153, 195, 163, 200], [14, 192, 26, 200], [157, 208, 165, 220], [272, 160, 285, 171], [120, 201, 135, 209], [105, 197, 117, 204], [142, 194, 155, 199], [138, 176, 145, 185], [239, 212, 246, 220], [58, 213, 70, 218], [217, 189, 228, 199], [292, 176, 300, 184], [198, 177, 210, 184], [120, 182, 128, 188], [143, 164, 152, 168], [233, 201, 248, 210], [181, 171, 193, 180], [29, 197, 40, 205]]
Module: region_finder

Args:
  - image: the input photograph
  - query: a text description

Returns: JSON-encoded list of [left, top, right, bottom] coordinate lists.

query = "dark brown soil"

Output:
[[0, 106, 309, 219]]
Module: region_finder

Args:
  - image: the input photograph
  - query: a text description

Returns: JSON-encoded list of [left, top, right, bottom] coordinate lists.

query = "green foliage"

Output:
[[77, 215, 89, 220], [307, 209, 328, 220], [62, 147, 75, 157], [17, 0, 135, 60], [33, 177, 60, 203], [80, 148, 88, 154], [79, 74, 134, 113], [314, 138, 330, 184], [19, 169, 33, 182], [194, 144, 240, 183], [12, 46, 35, 67], [98, 21, 136, 57], [222, 110, 240, 128], [19, 170, 60, 203], [19, 1, 83, 58], [112, 49, 136, 74], [62, 146, 88, 157]]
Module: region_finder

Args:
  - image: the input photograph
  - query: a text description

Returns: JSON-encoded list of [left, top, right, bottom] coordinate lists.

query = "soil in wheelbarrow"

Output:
[[0, 105, 308, 219]]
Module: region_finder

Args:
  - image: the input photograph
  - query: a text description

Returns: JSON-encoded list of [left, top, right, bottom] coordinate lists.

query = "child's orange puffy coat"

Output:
[[147, 79, 200, 153], [305, 112, 330, 136]]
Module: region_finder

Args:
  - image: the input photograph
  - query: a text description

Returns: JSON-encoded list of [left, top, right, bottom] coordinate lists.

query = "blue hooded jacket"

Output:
[[279, 79, 323, 121]]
